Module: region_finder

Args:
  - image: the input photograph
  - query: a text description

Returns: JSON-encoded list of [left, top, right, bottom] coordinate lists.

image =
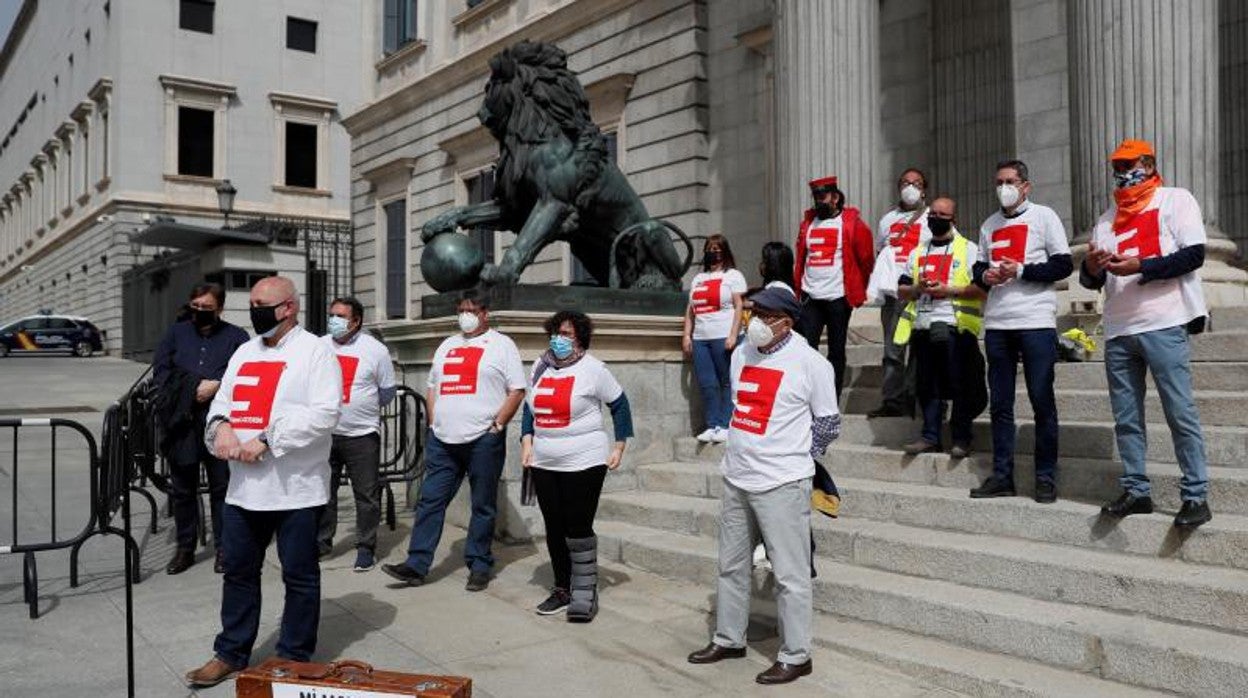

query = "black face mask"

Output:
[[814, 202, 835, 219], [250, 303, 284, 337], [703, 251, 722, 267], [192, 309, 218, 330], [927, 217, 953, 237]]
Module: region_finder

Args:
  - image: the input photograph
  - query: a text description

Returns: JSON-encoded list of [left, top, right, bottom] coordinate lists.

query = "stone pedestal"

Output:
[[773, 0, 880, 235], [1068, 0, 1247, 306], [420, 284, 686, 319], [380, 311, 695, 541]]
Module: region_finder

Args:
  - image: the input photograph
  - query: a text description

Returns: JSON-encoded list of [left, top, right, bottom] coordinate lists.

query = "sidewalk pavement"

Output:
[[0, 356, 956, 697]]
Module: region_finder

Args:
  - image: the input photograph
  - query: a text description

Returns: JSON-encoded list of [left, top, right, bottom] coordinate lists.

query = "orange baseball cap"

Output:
[[1110, 139, 1154, 162]]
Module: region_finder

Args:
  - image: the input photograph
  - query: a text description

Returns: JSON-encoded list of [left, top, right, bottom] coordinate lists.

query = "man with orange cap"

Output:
[[793, 176, 875, 401], [1081, 139, 1211, 528]]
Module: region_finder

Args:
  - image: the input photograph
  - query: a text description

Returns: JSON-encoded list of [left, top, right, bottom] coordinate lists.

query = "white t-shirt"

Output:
[[427, 329, 526, 444], [904, 236, 979, 330], [1091, 187, 1208, 339], [801, 217, 846, 300], [689, 269, 747, 340], [721, 336, 839, 492], [876, 206, 932, 261], [206, 325, 341, 511], [324, 332, 396, 438], [977, 202, 1071, 330], [527, 354, 624, 472]]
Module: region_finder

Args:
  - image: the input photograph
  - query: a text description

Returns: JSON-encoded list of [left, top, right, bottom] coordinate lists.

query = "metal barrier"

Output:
[[375, 385, 428, 530], [68, 403, 144, 589]]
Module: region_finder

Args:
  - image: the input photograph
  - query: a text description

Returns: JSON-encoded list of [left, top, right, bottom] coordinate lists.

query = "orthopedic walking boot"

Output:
[[566, 536, 599, 623]]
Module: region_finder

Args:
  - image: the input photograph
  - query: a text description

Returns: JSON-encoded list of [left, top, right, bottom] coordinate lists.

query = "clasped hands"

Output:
[[1084, 242, 1143, 277], [212, 423, 267, 463]]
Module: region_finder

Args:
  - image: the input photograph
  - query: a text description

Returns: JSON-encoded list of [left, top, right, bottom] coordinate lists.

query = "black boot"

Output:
[[166, 548, 196, 575], [566, 536, 599, 623]]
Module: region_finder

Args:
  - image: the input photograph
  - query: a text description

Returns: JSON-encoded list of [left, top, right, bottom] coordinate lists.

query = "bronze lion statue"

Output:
[[420, 40, 691, 290]]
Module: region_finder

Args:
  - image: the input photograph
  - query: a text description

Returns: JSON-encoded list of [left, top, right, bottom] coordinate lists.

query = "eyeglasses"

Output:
[[189, 303, 218, 312]]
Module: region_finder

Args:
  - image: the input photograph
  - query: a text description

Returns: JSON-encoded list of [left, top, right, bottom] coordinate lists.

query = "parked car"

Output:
[[0, 315, 105, 357]]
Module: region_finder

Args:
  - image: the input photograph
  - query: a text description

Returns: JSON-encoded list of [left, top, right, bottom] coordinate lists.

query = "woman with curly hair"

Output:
[[521, 310, 634, 622]]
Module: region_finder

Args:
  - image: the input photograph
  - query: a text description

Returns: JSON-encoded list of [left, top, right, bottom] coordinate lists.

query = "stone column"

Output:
[[773, 0, 881, 238]]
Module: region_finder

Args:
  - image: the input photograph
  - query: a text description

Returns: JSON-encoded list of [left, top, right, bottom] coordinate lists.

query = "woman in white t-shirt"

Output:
[[521, 310, 634, 623], [682, 234, 747, 443]]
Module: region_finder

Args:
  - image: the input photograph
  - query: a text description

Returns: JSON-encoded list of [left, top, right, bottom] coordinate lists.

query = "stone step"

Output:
[[597, 520, 1248, 696], [676, 415, 1248, 469], [633, 462, 1248, 572], [845, 361, 1248, 393], [598, 490, 1248, 634], [839, 386, 1248, 426]]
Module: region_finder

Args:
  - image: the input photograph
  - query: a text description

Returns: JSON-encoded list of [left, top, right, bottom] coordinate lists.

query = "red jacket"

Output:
[[794, 206, 875, 307]]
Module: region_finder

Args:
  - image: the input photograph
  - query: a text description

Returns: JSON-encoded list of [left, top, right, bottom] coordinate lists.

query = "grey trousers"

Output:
[[317, 433, 382, 554], [880, 295, 915, 409], [713, 477, 813, 665]]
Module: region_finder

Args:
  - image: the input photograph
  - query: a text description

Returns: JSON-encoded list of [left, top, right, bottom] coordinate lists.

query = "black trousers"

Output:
[[531, 465, 607, 590], [169, 456, 229, 551], [798, 296, 853, 400]]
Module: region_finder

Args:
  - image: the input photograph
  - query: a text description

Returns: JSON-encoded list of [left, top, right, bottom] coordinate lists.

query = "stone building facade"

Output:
[[346, 0, 1247, 326], [0, 0, 366, 352]]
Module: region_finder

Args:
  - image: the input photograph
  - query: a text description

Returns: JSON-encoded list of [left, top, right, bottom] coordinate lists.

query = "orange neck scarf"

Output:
[[1113, 174, 1162, 228]]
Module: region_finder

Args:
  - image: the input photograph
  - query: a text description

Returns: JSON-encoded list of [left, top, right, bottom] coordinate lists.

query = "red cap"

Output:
[[1110, 139, 1155, 162], [808, 175, 838, 190]]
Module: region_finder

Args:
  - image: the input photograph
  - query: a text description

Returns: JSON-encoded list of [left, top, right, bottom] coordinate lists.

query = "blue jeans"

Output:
[[692, 338, 733, 430], [985, 328, 1058, 485], [404, 430, 506, 575], [214, 504, 322, 667], [1105, 325, 1208, 501]]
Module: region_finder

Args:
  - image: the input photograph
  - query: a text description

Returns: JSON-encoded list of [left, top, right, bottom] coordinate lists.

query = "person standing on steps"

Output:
[[1082, 139, 1212, 529], [152, 281, 249, 576], [383, 290, 526, 591], [682, 234, 746, 444], [794, 175, 876, 403], [869, 168, 932, 419], [893, 197, 988, 457], [522, 310, 633, 623], [969, 159, 1072, 505], [316, 297, 397, 572], [688, 287, 840, 686], [185, 276, 341, 689]]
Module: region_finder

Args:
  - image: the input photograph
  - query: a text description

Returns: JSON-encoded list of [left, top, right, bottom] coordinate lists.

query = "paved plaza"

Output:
[[0, 356, 954, 697]]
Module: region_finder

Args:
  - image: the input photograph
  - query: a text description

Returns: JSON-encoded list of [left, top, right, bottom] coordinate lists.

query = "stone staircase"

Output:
[[595, 312, 1248, 697]]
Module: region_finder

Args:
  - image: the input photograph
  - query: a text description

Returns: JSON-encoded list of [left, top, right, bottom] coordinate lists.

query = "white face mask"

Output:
[[997, 184, 1022, 209], [457, 311, 481, 335], [900, 184, 922, 208], [746, 317, 776, 349]]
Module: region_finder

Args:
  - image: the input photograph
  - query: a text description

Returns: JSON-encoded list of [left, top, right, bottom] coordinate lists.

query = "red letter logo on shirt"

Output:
[[440, 346, 485, 395], [889, 221, 921, 264], [691, 278, 723, 315], [336, 355, 360, 404], [230, 361, 286, 429], [805, 224, 841, 267], [1112, 208, 1162, 260], [730, 366, 784, 435], [533, 376, 575, 429], [990, 224, 1029, 263], [919, 253, 954, 284]]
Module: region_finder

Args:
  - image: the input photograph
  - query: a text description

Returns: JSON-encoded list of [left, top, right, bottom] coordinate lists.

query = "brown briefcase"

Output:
[[236, 658, 471, 698]]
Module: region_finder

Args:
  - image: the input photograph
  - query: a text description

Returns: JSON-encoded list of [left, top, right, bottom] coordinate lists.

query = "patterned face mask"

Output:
[[1114, 167, 1148, 189]]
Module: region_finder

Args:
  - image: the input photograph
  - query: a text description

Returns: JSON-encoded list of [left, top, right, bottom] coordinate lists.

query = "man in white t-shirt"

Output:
[[687, 287, 839, 686], [1081, 139, 1211, 528], [869, 168, 931, 418], [186, 276, 342, 688], [316, 297, 397, 572], [383, 290, 526, 591], [969, 159, 1073, 504]]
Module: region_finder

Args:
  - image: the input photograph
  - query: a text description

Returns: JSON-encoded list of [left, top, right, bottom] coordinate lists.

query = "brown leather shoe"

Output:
[[184, 656, 243, 688], [165, 548, 195, 576], [755, 659, 813, 684], [687, 643, 747, 664]]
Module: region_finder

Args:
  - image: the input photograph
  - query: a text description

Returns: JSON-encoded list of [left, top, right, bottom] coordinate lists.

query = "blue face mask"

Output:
[[550, 334, 575, 359], [327, 315, 351, 339], [1114, 167, 1148, 189]]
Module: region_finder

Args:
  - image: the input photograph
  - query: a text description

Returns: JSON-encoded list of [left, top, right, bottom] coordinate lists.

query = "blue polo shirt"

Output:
[[152, 319, 250, 385]]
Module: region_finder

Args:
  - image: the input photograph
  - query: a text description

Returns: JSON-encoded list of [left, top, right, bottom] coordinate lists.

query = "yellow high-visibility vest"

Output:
[[893, 234, 983, 345]]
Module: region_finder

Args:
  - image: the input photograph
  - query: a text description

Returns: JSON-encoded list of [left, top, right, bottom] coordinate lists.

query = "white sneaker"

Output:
[[752, 543, 771, 570], [696, 428, 717, 443], [710, 427, 729, 444]]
